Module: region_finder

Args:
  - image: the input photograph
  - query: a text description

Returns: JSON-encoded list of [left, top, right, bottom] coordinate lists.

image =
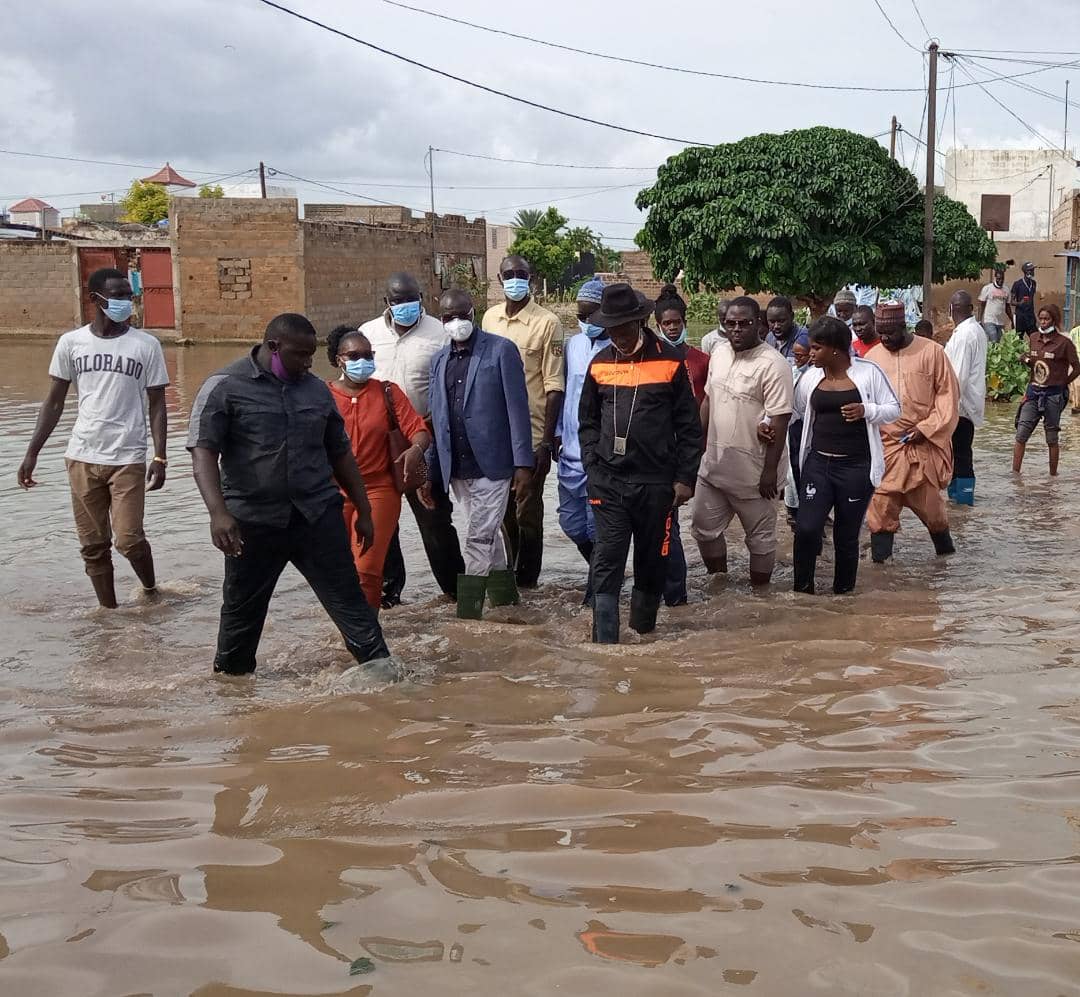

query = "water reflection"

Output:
[[2, 342, 1080, 993]]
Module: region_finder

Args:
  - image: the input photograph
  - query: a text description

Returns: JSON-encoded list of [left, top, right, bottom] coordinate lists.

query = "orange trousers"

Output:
[[866, 479, 949, 535], [342, 474, 401, 612]]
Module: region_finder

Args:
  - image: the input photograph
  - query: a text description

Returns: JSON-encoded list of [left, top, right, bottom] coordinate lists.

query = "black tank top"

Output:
[[811, 386, 870, 460]]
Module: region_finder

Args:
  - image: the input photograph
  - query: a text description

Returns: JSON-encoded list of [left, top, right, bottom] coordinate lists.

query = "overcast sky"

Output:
[[3, 0, 1075, 248]]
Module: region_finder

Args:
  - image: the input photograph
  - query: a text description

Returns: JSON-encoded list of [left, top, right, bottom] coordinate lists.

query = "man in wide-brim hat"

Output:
[[577, 283, 704, 644]]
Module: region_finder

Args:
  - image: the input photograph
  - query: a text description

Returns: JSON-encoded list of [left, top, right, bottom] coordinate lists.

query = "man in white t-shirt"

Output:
[[17, 267, 169, 608], [978, 264, 1012, 344]]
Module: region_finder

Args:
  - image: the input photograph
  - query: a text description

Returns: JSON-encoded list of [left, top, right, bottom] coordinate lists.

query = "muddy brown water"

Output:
[[3, 341, 1080, 996]]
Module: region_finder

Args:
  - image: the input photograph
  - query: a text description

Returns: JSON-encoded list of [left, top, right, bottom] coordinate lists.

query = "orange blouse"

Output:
[[327, 377, 426, 482]]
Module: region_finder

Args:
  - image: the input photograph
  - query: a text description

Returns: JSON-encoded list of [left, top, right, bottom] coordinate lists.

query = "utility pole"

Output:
[[1048, 163, 1055, 240], [922, 43, 939, 320], [1065, 80, 1070, 154], [890, 115, 898, 160], [427, 146, 437, 278], [259, 161, 267, 199]]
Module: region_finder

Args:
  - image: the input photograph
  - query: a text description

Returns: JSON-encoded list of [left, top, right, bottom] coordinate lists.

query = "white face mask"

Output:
[[444, 316, 473, 342]]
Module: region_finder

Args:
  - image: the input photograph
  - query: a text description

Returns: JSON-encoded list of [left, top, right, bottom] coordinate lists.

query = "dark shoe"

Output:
[[381, 594, 402, 610], [486, 569, 520, 607], [592, 593, 620, 644], [456, 574, 487, 620], [628, 587, 661, 635], [931, 530, 956, 556], [90, 570, 118, 609], [870, 532, 895, 564]]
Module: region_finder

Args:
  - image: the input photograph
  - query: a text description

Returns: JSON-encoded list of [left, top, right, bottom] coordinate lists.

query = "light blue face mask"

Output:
[[664, 326, 688, 346], [99, 296, 133, 323], [389, 300, 422, 327], [503, 277, 530, 302], [579, 319, 606, 339], [344, 358, 376, 383]]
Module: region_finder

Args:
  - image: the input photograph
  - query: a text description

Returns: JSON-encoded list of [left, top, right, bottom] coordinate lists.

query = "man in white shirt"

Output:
[[699, 299, 731, 355], [17, 267, 169, 608], [360, 271, 464, 605], [977, 264, 1012, 344], [944, 290, 987, 506]]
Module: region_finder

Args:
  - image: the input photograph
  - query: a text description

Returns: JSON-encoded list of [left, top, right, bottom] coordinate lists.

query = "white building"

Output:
[[8, 197, 59, 230], [945, 148, 1079, 240], [486, 222, 515, 298]]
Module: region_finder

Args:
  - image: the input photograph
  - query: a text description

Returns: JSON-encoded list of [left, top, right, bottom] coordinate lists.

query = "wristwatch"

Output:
[[152, 456, 168, 467]]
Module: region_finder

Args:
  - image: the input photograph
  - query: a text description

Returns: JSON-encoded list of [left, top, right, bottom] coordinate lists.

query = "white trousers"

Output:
[[450, 476, 511, 576]]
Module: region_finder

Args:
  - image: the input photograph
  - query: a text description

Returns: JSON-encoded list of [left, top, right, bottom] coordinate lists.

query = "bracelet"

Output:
[[152, 456, 168, 467]]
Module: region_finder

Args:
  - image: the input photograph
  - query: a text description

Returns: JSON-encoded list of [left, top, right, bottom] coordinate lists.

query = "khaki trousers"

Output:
[[65, 460, 150, 576], [866, 480, 949, 535]]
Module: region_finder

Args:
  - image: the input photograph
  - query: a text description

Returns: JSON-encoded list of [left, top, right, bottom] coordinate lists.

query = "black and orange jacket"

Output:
[[578, 330, 704, 488]]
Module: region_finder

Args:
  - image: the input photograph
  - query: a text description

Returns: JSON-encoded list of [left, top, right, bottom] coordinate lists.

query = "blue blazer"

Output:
[[428, 328, 535, 491]]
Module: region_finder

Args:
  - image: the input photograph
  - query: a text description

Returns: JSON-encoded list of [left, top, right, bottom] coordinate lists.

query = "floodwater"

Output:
[[3, 340, 1080, 997]]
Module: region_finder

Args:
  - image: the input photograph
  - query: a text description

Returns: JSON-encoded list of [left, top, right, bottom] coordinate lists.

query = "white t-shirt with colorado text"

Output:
[[48, 325, 169, 465]]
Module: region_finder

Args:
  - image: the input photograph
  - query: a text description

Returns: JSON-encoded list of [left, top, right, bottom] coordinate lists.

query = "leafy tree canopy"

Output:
[[120, 180, 170, 225], [198, 183, 225, 198], [512, 208, 545, 233], [635, 126, 996, 308], [509, 206, 621, 287]]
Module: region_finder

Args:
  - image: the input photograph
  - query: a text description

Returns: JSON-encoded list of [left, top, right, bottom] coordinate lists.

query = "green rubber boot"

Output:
[[486, 569, 520, 607], [456, 574, 487, 620]]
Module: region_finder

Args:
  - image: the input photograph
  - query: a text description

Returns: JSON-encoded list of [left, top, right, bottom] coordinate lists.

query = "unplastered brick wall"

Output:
[[172, 197, 303, 340], [0, 241, 78, 334]]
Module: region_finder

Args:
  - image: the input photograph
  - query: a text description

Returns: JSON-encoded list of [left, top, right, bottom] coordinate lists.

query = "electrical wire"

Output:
[[0, 168, 259, 205], [432, 149, 658, 170], [254, 0, 711, 145], [1012, 167, 1049, 196], [382, 0, 936, 92], [0, 148, 239, 176], [871, 0, 923, 53], [959, 55, 1080, 110], [908, 0, 932, 42], [951, 58, 1063, 152]]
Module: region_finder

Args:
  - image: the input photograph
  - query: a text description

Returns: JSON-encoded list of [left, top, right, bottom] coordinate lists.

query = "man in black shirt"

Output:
[[579, 284, 703, 644], [187, 313, 392, 676], [1010, 261, 1038, 339]]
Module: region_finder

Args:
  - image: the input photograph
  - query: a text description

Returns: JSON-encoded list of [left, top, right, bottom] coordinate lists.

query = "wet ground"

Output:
[[3, 341, 1080, 996]]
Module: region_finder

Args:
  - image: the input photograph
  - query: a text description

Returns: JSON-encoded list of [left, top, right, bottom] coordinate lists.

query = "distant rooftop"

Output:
[[140, 162, 196, 188], [9, 197, 54, 212]]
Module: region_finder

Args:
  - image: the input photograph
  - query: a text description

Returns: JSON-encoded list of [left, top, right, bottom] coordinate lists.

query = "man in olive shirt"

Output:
[[187, 313, 392, 676], [482, 254, 564, 588]]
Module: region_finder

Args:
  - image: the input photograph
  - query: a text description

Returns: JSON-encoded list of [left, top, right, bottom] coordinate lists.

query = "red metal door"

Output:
[[78, 247, 127, 324], [140, 248, 175, 329]]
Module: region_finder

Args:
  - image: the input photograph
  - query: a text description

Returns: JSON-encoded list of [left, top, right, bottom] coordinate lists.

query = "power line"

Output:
[[1012, 167, 1049, 196], [871, 0, 923, 53], [383, 0, 935, 93], [253, 0, 711, 145], [432, 148, 657, 171], [960, 55, 1080, 110], [908, 0, 932, 41], [951, 57, 1063, 152], [0, 168, 259, 204], [0, 148, 237, 176]]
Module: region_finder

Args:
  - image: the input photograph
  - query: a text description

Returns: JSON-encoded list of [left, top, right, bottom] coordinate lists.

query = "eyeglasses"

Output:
[[500, 269, 529, 281], [724, 319, 756, 330]]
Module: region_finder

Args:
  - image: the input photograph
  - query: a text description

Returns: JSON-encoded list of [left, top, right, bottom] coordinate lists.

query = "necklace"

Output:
[[612, 344, 643, 456]]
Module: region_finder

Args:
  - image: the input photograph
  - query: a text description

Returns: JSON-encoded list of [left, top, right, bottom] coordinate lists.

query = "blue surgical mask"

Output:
[[503, 277, 530, 302], [665, 327, 688, 346], [344, 358, 376, 383], [99, 296, 133, 323], [579, 319, 606, 340], [389, 300, 422, 327]]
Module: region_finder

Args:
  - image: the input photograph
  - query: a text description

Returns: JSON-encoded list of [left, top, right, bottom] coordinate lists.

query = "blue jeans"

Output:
[[982, 323, 1004, 344], [557, 477, 595, 545], [664, 509, 687, 606]]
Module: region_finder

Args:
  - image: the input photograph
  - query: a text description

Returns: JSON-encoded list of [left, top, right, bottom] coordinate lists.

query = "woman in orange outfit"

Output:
[[327, 326, 430, 612]]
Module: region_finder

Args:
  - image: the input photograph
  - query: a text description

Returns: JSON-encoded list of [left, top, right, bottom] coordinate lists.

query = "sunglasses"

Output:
[[500, 269, 530, 281]]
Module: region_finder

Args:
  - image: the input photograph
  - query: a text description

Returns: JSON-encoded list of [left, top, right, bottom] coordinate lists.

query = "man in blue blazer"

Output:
[[421, 288, 534, 618]]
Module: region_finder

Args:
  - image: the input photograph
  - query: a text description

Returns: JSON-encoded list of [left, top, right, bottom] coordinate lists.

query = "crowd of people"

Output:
[[15, 259, 1080, 676]]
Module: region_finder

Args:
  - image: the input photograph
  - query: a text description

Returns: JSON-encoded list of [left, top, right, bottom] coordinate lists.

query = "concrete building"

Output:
[[8, 198, 60, 230], [485, 222, 515, 301], [945, 148, 1079, 240]]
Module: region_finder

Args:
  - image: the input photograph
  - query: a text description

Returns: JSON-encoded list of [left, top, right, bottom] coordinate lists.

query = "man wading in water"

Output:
[[18, 267, 169, 608], [578, 283, 703, 644], [187, 313, 394, 678]]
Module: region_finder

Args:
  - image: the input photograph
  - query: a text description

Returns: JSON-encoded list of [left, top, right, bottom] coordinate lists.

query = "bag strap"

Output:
[[382, 382, 401, 432]]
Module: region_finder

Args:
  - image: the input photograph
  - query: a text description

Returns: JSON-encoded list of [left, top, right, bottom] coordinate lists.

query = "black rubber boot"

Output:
[[870, 532, 895, 564], [486, 569, 520, 607], [931, 530, 956, 556], [628, 587, 661, 635], [456, 574, 487, 620], [591, 593, 620, 644]]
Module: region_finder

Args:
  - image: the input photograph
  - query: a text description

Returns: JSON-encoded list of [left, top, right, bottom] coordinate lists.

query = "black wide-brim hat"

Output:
[[592, 282, 654, 329]]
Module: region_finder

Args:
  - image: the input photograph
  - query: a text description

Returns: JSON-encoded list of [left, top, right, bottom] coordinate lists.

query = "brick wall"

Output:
[[302, 221, 434, 335], [1052, 193, 1079, 245], [305, 204, 414, 226], [0, 241, 78, 334], [172, 197, 304, 341]]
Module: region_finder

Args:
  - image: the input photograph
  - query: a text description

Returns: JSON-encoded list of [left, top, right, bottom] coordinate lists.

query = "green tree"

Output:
[[635, 126, 996, 313], [509, 206, 575, 287], [512, 208, 545, 233], [120, 180, 170, 225], [198, 183, 225, 198]]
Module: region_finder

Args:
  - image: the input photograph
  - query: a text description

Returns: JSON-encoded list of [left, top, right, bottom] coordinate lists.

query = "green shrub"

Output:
[[986, 330, 1029, 401]]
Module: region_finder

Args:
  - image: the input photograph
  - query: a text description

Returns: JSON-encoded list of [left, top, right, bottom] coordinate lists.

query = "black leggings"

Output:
[[793, 452, 874, 595], [951, 417, 975, 480]]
